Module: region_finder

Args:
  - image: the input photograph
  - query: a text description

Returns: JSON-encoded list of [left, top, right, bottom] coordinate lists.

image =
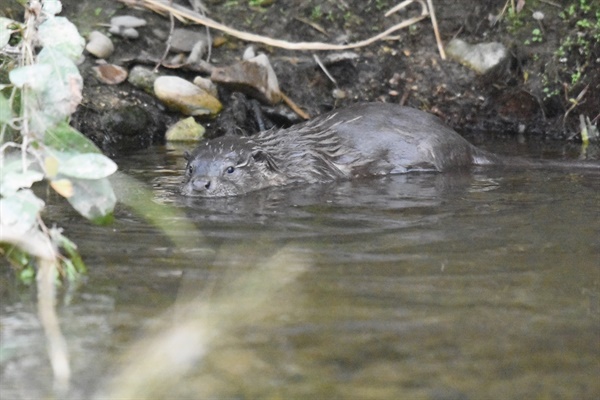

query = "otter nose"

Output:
[[192, 177, 211, 191]]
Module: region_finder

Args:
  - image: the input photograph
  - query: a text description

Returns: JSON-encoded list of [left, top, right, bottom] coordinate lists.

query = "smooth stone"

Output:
[[86, 31, 114, 59], [154, 75, 222, 116], [165, 117, 205, 141], [211, 53, 281, 104], [242, 46, 255, 60], [170, 28, 207, 53], [110, 15, 147, 28], [446, 38, 507, 74], [109, 25, 139, 39], [128, 65, 160, 94], [93, 64, 128, 85], [192, 76, 218, 98], [187, 40, 206, 64]]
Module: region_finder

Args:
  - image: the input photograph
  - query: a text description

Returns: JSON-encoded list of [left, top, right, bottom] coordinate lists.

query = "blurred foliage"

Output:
[[1, 1, 117, 282]]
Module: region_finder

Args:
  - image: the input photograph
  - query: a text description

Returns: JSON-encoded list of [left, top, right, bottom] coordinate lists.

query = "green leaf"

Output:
[[0, 169, 44, 196], [37, 17, 85, 61], [36, 47, 83, 126], [0, 154, 42, 196], [65, 177, 116, 223], [0, 93, 13, 124], [45, 121, 102, 154], [42, 0, 62, 16], [9, 64, 52, 90], [0, 189, 45, 233], [19, 265, 35, 284], [58, 153, 118, 179], [50, 229, 87, 274], [0, 17, 19, 48]]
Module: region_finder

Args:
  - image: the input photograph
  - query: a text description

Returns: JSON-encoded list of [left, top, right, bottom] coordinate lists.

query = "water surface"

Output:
[[1, 142, 599, 399]]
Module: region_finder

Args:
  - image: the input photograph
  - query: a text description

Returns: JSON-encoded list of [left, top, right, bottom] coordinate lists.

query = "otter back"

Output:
[[181, 103, 598, 197]]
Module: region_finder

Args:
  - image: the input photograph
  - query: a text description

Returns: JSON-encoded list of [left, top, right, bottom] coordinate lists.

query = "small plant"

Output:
[[531, 27, 543, 42], [1, 0, 119, 384], [311, 5, 323, 21], [1, 1, 117, 280], [375, 0, 390, 11], [248, 0, 271, 7], [540, 1, 599, 106]]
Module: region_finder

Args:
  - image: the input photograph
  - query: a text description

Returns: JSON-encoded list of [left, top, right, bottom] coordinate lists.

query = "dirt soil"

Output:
[[47, 0, 600, 153]]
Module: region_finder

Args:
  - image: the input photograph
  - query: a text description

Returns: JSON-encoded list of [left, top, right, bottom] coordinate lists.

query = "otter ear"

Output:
[[251, 149, 278, 171], [183, 150, 192, 161]]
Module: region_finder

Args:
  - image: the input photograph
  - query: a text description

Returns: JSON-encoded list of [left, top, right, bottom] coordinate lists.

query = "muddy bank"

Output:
[[52, 0, 600, 153]]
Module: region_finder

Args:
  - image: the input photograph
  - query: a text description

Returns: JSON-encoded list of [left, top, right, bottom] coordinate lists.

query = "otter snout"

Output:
[[180, 176, 214, 196], [191, 177, 212, 191]]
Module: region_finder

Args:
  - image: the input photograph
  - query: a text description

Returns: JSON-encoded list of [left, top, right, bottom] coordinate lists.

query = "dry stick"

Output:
[[189, 0, 213, 63], [37, 257, 71, 390], [121, 0, 433, 52], [425, 0, 446, 59], [280, 92, 310, 120], [155, 11, 175, 72], [313, 54, 338, 87]]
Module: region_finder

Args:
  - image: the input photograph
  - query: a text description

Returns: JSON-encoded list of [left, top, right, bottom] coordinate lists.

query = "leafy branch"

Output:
[[1, 0, 118, 386]]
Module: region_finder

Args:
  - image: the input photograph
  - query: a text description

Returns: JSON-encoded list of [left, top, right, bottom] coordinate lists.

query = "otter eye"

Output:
[[187, 165, 193, 175], [226, 166, 235, 174]]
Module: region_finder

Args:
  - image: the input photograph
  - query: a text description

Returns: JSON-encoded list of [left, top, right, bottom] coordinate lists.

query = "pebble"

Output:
[[109, 25, 139, 39], [109, 15, 146, 39], [187, 40, 206, 64], [242, 46, 255, 60], [154, 75, 222, 116], [192, 76, 218, 98], [93, 64, 128, 85], [211, 53, 281, 104], [332, 88, 346, 99], [86, 31, 114, 59], [128, 65, 160, 94], [446, 38, 507, 74], [165, 117, 206, 141], [110, 15, 147, 28], [170, 28, 207, 53]]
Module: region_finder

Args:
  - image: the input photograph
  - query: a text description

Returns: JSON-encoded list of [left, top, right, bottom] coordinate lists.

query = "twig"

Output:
[[119, 0, 432, 52], [280, 92, 310, 120], [563, 84, 589, 125], [294, 17, 329, 36], [313, 54, 337, 86], [425, 0, 446, 59], [155, 11, 175, 72], [539, 0, 562, 8], [37, 256, 71, 390], [189, 0, 213, 63]]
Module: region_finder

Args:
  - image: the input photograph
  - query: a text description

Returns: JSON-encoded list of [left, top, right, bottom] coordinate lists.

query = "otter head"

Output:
[[181, 136, 281, 197]]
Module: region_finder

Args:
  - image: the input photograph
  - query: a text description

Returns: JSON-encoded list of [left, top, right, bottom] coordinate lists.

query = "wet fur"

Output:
[[182, 103, 599, 197]]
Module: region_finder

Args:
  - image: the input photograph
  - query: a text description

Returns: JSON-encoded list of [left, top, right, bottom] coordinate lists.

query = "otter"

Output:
[[181, 102, 598, 197]]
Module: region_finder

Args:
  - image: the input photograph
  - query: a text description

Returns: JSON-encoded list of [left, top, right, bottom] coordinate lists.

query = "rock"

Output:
[[165, 117, 205, 142], [98, 105, 154, 150], [446, 38, 507, 74], [109, 16, 146, 39], [128, 65, 160, 94], [110, 15, 147, 28], [242, 46, 255, 60], [324, 51, 360, 63], [154, 75, 222, 116], [332, 88, 346, 99], [86, 31, 114, 59], [109, 25, 139, 39], [93, 64, 128, 85], [187, 41, 206, 65], [170, 28, 207, 53], [211, 53, 281, 104], [192, 76, 218, 98]]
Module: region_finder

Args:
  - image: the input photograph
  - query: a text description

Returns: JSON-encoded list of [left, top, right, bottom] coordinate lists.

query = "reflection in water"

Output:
[[1, 145, 599, 399]]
